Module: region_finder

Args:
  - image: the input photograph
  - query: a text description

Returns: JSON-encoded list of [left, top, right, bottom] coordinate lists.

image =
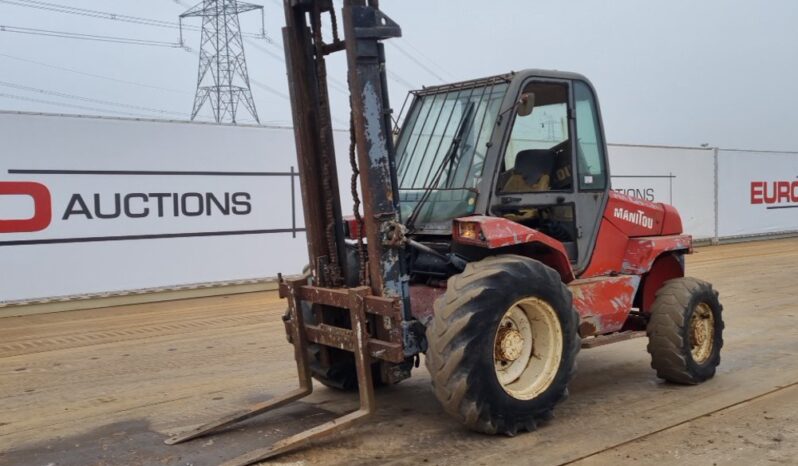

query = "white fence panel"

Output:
[[2, 112, 797, 303], [0, 113, 312, 302], [717, 149, 798, 238]]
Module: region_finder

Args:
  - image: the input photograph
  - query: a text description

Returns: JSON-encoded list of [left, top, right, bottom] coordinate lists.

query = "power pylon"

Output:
[[180, 0, 263, 124]]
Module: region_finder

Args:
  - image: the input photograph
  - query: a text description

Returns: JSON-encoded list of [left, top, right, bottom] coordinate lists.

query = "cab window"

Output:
[[574, 81, 607, 190], [498, 82, 572, 193]]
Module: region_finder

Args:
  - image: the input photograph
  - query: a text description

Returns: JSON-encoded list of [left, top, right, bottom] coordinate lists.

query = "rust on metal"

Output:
[[167, 280, 378, 466], [495, 326, 524, 362], [280, 282, 405, 363], [215, 286, 377, 466], [570, 275, 641, 335], [282, 0, 347, 288], [409, 283, 446, 324], [301, 324, 404, 362], [166, 2, 412, 463], [578, 320, 598, 338], [414, 73, 513, 96], [165, 277, 312, 446], [621, 235, 693, 275], [452, 216, 575, 283], [581, 330, 647, 349], [690, 302, 715, 363], [296, 285, 401, 318], [342, 0, 406, 305]]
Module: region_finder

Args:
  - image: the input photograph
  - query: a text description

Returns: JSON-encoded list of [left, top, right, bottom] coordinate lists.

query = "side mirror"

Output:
[[516, 92, 535, 117]]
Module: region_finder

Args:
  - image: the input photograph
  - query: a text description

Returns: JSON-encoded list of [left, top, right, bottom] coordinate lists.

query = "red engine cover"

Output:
[[604, 191, 681, 237], [581, 192, 688, 277], [660, 203, 684, 236]]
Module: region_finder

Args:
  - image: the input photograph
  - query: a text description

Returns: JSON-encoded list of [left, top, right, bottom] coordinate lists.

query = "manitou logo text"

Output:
[[613, 207, 655, 229]]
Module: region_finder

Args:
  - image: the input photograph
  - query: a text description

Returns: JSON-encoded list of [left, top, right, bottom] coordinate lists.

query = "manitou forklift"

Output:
[[167, 1, 724, 464]]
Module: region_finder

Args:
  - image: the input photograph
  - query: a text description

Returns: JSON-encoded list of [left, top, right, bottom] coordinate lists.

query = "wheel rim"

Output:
[[690, 302, 715, 364], [493, 297, 563, 400]]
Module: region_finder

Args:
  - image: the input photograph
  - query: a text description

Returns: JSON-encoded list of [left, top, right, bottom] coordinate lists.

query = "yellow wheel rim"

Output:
[[690, 303, 715, 364], [493, 297, 563, 400]]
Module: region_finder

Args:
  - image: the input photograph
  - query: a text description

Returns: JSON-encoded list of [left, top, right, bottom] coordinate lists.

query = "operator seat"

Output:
[[498, 148, 576, 246], [551, 144, 573, 190], [501, 149, 556, 193]]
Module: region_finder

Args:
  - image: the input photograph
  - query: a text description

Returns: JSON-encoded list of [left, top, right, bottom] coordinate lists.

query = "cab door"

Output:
[[570, 80, 610, 271], [489, 78, 609, 272]]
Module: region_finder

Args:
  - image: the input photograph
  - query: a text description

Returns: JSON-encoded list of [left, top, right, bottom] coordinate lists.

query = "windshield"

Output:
[[395, 81, 508, 229]]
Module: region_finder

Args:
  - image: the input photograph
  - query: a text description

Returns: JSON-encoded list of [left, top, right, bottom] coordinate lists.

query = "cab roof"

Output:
[[414, 69, 592, 96]]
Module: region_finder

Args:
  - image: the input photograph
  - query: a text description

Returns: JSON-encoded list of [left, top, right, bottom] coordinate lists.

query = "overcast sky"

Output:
[[0, 0, 795, 150]]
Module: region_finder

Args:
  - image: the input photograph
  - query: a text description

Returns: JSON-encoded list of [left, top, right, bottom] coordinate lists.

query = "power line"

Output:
[[4, 0, 437, 92], [386, 69, 416, 91], [0, 0, 176, 28], [244, 37, 419, 97], [251, 78, 289, 100], [0, 92, 178, 119], [0, 53, 191, 95], [245, 37, 284, 61], [0, 0, 272, 41], [244, 38, 351, 95], [392, 39, 455, 81], [0, 80, 188, 117], [0, 25, 183, 48], [386, 41, 447, 83], [237, 9, 420, 96]]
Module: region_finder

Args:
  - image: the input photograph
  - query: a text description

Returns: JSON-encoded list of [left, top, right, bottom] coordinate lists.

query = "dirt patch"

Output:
[[2, 401, 337, 466]]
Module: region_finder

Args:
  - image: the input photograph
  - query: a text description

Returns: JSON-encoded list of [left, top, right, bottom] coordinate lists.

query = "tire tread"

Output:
[[426, 255, 579, 435], [647, 277, 724, 384]]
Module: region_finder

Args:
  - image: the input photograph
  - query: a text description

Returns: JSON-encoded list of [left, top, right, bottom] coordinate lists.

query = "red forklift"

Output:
[[166, 2, 724, 464]]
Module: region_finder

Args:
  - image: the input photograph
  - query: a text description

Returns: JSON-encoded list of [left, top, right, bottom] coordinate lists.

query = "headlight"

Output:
[[455, 220, 485, 244]]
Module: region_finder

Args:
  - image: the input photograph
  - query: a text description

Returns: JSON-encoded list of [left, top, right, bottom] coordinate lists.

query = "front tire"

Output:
[[647, 277, 724, 384], [425, 255, 580, 435]]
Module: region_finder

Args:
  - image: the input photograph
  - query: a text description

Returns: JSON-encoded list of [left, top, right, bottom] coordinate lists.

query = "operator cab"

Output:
[[394, 70, 610, 273]]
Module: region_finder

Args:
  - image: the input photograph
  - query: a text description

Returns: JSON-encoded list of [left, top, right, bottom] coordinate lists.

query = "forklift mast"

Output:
[[165, 5, 414, 464], [283, 0, 409, 313]]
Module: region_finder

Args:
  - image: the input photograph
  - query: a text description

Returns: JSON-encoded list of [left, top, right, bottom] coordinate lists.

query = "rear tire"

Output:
[[425, 255, 580, 435], [647, 277, 724, 384]]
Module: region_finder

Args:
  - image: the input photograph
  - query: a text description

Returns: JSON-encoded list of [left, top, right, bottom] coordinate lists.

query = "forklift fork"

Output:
[[165, 278, 376, 466]]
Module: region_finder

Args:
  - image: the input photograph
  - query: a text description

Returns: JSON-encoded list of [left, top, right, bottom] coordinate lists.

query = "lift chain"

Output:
[[310, 3, 342, 286], [329, 4, 340, 43], [349, 109, 369, 286]]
